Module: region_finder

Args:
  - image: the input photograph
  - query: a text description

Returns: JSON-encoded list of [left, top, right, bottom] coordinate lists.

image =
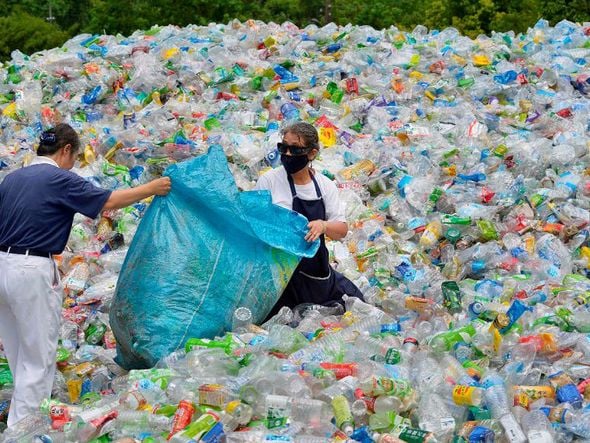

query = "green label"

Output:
[[399, 427, 432, 442], [385, 348, 401, 364]]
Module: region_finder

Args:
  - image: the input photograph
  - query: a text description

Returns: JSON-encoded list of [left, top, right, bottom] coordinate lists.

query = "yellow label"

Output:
[[225, 400, 241, 414], [319, 127, 336, 147], [524, 235, 536, 254], [581, 246, 590, 269], [490, 325, 502, 353], [514, 392, 530, 409], [283, 81, 300, 91], [2, 102, 17, 118], [452, 385, 477, 406], [162, 47, 179, 59], [73, 362, 95, 377], [451, 54, 467, 66], [513, 385, 556, 403], [66, 379, 82, 403], [424, 90, 436, 101], [472, 54, 491, 66]]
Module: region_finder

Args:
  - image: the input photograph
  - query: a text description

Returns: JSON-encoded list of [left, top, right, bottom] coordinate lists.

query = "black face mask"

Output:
[[281, 153, 309, 174]]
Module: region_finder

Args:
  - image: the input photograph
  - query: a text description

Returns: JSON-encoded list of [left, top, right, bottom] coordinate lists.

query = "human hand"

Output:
[[305, 219, 327, 242], [149, 177, 171, 196]]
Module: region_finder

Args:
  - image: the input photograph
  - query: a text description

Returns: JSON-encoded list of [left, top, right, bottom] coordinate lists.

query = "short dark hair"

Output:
[[281, 122, 320, 150], [37, 123, 81, 156]]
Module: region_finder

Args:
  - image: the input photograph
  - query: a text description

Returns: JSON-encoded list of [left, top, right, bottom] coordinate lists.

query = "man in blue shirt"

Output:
[[0, 123, 171, 427]]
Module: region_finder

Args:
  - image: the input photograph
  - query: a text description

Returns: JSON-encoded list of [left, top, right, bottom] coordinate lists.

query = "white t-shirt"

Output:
[[254, 167, 346, 223]]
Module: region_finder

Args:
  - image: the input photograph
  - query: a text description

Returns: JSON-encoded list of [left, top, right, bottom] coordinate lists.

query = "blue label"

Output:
[[397, 175, 413, 197], [469, 425, 495, 442], [201, 422, 224, 443], [556, 384, 583, 407]]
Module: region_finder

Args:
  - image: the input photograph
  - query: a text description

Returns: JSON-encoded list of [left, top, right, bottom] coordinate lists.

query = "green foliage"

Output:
[[0, 11, 68, 61], [540, 0, 590, 24], [1, 0, 589, 60]]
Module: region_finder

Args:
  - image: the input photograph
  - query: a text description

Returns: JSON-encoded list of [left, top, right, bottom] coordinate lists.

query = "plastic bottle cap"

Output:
[[403, 337, 419, 347], [493, 313, 510, 329]]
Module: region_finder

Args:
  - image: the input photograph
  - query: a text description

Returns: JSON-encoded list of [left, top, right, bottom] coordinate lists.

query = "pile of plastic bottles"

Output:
[[0, 16, 589, 443]]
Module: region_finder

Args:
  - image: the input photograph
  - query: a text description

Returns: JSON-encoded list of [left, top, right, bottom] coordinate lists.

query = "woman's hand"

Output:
[[305, 219, 327, 242], [149, 177, 172, 196]]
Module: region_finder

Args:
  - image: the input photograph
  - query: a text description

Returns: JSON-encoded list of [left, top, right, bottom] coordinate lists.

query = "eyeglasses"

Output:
[[277, 142, 311, 156]]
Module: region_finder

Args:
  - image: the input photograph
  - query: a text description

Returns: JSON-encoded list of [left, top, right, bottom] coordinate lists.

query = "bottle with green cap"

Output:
[[442, 215, 472, 225], [445, 227, 462, 244], [429, 323, 477, 353]]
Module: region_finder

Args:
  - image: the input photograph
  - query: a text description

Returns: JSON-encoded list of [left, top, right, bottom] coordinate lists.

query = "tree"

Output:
[[0, 11, 68, 60], [84, 0, 155, 35], [6, 0, 92, 34], [540, 0, 590, 24], [1, 0, 590, 59]]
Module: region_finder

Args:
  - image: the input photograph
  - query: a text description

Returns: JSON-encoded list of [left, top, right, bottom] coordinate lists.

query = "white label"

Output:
[[527, 431, 554, 443], [440, 417, 456, 432], [500, 414, 526, 443]]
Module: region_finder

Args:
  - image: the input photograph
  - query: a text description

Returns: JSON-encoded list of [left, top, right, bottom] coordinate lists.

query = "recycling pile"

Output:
[[1, 16, 590, 443]]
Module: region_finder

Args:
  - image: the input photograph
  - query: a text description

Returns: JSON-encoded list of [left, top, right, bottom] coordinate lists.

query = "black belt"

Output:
[[0, 245, 52, 258]]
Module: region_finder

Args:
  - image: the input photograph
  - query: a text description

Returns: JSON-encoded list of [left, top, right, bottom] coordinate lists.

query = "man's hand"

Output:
[[305, 219, 327, 242]]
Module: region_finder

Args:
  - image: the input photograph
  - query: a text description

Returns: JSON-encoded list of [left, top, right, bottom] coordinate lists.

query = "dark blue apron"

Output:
[[266, 171, 363, 319]]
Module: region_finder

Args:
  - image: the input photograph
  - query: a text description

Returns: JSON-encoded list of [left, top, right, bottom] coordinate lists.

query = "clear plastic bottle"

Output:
[[484, 385, 526, 443], [221, 400, 253, 432], [566, 410, 590, 439], [261, 306, 294, 330], [332, 394, 354, 435], [1, 413, 50, 443], [350, 398, 369, 427], [317, 376, 359, 402], [232, 306, 253, 332], [416, 392, 456, 441], [521, 409, 554, 443], [259, 394, 331, 428]]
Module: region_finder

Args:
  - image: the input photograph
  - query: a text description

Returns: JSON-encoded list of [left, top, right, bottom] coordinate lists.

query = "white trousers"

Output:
[[0, 251, 62, 427]]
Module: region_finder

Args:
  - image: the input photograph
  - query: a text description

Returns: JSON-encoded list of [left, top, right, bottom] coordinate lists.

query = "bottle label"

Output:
[[499, 414, 526, 443], [332, 395, 353, 430], [440, 417, 456, 432], [404, 297, 431, 312], [452, 385, 478, 406], [527, 431, 553, 443], [200, 421, 224, 443], [512, 385, 555, 408], [266, 395, 289, 429], [198, 384, 227, 407], [385, 348, 401, 364], [399, 427, 434, 443]]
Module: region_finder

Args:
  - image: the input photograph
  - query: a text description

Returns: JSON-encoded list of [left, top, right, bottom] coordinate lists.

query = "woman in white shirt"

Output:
[[255, 122, 363, 317]]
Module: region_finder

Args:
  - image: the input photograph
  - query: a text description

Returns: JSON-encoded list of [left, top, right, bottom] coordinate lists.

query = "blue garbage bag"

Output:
[[110, 145, 318, 369]]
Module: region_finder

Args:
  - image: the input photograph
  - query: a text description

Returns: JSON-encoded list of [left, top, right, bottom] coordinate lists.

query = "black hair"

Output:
[[37, 123, 81, 156], [281, 121, 320, 150]]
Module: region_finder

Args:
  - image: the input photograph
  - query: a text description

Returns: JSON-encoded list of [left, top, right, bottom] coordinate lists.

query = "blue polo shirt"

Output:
[[0, 156, 112, 254]]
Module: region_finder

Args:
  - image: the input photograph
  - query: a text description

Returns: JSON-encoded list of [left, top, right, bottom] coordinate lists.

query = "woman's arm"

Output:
[[325, 220, 348, 240], [305, 219, 348, 242], [102, 177, 171, 210]]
